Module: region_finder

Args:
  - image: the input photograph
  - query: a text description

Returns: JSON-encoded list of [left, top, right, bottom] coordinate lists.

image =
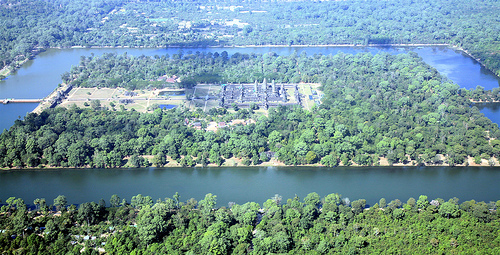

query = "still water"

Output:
[[1, 47, 500, 207], [1, 46, 499, 131], [0, 166, 498, 206], [476, 103, 500, 125]]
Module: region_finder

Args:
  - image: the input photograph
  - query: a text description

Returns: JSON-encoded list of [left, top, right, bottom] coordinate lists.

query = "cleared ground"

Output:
[[57, 83, 322, 112]]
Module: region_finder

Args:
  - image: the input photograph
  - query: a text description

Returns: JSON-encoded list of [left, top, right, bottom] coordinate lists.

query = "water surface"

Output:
[[1, 166, 498, 206]]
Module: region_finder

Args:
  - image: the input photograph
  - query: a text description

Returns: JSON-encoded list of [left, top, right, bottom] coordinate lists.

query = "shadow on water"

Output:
[[476, 102, 500, 111], [476, 102, 500, 126]]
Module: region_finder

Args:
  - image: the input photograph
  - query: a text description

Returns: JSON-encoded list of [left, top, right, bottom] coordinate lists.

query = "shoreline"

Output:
[[54, 43, 500, 79], [470, 99, 500, 104], [0, 57, 30, 79], [449, 45, 500, 76], [66, 43, 451, 49], [1, 155, 497, 171], [31, 83, 72, 114], [3, 43, 498, 82]]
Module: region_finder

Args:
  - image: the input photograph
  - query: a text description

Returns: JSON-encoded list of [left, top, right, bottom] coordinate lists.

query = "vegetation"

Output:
[[1, 52, 499, 168], [0, 193, 499, 254], [2, 1, 500, 253], [1, 0, 500, 76]]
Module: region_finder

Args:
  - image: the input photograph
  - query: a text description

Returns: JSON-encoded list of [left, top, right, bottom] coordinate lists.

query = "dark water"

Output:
[[1, 47, 500, 207], [158, 91, 185, 96], [1, 46, 499, 131], [476, 103, 500, 126], [0, 166, 499, 206], [158, 104, 176, 110], [0, 103, 39, 132]]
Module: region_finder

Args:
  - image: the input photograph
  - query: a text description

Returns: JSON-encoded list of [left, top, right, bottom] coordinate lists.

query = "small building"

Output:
[[263, 151, 276, 159]]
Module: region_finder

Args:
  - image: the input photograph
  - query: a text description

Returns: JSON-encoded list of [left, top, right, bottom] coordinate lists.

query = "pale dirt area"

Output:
[[58, 87, 188, 112]]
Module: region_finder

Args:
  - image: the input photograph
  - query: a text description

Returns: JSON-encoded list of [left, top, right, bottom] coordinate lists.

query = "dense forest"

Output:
[[0, 193, 499, 254], [1, 0, 500, 79], [1, 52, 499, 168], [2, 1, 500, 253]]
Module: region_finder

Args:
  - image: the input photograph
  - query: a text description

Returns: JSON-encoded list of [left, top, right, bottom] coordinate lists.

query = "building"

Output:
[[219, 80, 302, 109]]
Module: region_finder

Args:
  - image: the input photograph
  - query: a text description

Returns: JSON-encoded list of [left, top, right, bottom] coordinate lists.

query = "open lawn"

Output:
[[91, 88, 118, 98], [70, 88, 96, 98]]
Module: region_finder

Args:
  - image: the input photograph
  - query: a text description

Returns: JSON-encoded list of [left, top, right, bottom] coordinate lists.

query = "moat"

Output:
[[1, 166, 500, 206], [1, 46, 500, 206]]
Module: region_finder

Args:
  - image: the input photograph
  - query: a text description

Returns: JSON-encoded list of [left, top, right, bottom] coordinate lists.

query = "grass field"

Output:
[[70, 88, 96, 98], [91, 88, 117, 98]]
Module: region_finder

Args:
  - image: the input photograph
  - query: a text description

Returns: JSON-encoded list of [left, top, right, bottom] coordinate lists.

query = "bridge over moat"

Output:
[[2, 99, 43, 104]]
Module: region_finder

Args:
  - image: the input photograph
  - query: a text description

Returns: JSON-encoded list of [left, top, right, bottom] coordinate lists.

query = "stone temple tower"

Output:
[[262, 78, 267, 91]]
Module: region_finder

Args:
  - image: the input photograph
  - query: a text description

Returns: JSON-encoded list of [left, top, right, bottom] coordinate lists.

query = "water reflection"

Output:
[[476, 103, 500, 126]]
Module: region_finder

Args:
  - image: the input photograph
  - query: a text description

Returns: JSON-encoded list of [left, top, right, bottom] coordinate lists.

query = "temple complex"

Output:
[[218, 79, 304, 109]]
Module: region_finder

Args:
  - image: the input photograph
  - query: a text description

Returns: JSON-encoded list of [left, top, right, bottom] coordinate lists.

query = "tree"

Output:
[[392, 208, 405, 220], [199, 193, 217, 218], [320, 154, 338, 167], [417, 195, 429, 210], [199, 222, 230, 254], [351, 199, 366, 215], [305, 151, 318, 164], [33, 198, 42, 211], [173, 192, 180, 209], [110, 194, 121, 207], [78, 202, 101, 226], [90, 100, 101, 110], [131, 194, 153, 209], [406, 197, 417, 211], [268, 130, 282, 151], [472, 202, 491, 222], [304, 192, 321, 208], [379, 198, 387, 209], [12, 199, 28, 237], [137, 205, 157, 246], [439, 201, 460, 218], [53, 195, 68, 211], [129, 155, 150, 168], [272, 194, 283, 206], [152, 152, 166, 167]]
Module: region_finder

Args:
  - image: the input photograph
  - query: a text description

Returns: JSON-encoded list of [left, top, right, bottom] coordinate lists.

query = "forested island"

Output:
[[1, 51, 499, 168], [1, 193, 499, 254]]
